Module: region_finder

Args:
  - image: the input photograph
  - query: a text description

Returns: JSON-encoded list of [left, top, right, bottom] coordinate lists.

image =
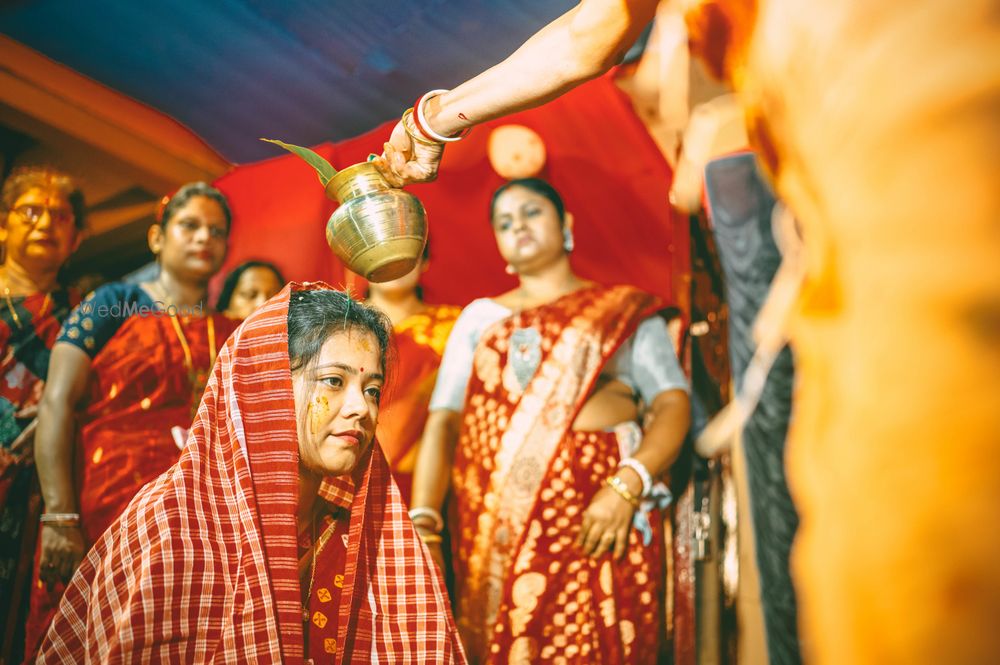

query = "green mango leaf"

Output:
[[260, 138, 337, 186]]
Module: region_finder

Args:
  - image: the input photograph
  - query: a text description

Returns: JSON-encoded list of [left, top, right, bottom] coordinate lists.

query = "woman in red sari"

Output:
[[37, 284, 465, 664], [410, 179, 691, 663], [0, 167, 83, 665], [25, 182, 241, 656], [365, 244, 460, 504]]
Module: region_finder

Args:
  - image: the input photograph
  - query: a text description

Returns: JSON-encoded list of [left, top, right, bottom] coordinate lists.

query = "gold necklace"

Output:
[[303, 513, 339, 621], [167, 313, 216, 419], [3, 283, 52, 329]]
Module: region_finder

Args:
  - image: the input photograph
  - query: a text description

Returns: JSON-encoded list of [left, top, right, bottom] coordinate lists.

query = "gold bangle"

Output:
[[605, 475, 641, 508], [419, 533, 443, 544], [401, 108, 443, 146]]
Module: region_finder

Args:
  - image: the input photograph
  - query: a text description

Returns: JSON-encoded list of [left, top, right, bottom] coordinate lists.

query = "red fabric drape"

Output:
[[213, 75, 688, 312]]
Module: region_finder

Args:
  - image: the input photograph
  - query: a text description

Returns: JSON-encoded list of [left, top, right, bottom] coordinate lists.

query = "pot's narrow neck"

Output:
[[327, 164, 390, 203]]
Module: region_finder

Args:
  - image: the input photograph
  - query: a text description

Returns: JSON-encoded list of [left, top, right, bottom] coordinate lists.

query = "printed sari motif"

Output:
[[37, 284, 465, 664], [23, 295, 240, 659], [378, 304, 460, 503], [74, 309, 239, 543], [0, 290, 76, 664], [452, 284, 667, 664]]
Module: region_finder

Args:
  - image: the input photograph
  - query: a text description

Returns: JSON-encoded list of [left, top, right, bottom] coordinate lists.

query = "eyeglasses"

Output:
[[11, 204, 75, 226]]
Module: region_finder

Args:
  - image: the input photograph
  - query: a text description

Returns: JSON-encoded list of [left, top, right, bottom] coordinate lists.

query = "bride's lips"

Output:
[[332, 430, 363, 447]]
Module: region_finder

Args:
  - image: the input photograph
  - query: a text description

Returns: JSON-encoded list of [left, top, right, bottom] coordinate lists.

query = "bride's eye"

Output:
[[321, 376, 343, 388]]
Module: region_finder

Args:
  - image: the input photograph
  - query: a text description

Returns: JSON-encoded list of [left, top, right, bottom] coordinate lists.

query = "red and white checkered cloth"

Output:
[[38, 283, 466, 664]]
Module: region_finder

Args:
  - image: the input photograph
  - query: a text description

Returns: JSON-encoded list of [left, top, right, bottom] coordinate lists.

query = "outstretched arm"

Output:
[[374, 0, 659, 185]]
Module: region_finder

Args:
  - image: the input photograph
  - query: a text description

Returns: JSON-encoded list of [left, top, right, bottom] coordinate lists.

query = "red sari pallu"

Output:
[[377, 304, 460, 504], [452, 284, 668, 664], [37, 283, 466, 664]]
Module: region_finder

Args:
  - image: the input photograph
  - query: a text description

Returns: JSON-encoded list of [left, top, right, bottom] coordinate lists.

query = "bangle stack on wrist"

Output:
[[618, 458, 654, 499], [40, 512, 80, 527], [401, 109, 442, 146], [405, 89, 471, 144]]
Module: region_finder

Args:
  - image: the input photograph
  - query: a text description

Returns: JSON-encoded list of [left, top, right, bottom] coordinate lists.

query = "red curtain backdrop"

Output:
[[213, 75, 689, 312]]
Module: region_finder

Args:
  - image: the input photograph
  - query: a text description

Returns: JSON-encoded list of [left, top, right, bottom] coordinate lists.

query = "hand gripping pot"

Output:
[[262, 139, 427, 282]]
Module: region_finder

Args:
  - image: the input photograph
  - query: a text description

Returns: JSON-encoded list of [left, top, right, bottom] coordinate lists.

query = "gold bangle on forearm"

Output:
[[401, 108, 443, 146], [605, 475, 641, 508], [419, 533, 443, 544]]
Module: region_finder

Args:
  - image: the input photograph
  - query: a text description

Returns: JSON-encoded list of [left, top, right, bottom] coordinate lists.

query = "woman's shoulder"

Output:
[[80, 281, 150, 308], [459, 297, 511, 324]]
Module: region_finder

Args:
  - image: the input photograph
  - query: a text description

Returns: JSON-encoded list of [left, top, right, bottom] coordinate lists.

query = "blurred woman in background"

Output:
[[25, 182, 241, 657], [365, 243, 460, 503], [410, 178, 690, 663], [0, 166, 84, 665], [215, 259, 284, 319]]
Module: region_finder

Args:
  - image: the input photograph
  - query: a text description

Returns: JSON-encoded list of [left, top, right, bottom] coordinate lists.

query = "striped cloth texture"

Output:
[[37, 282, 466, 664]]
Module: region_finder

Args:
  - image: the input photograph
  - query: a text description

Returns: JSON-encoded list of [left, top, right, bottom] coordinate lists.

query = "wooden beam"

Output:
[[84, 201, 159, 236], [0, 36, 230, 186]]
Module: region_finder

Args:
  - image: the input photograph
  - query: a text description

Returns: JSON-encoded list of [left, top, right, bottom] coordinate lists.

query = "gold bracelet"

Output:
[[401, 108, 443, 146], [419, 533, 443, 544], [605, 475, 641, 508]]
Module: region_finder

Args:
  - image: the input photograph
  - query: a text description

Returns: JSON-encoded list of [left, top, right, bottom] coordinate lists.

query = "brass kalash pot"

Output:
[[262, 139, 427, 282]]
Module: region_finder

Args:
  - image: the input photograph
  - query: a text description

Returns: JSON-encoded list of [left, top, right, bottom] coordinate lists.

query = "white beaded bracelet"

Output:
[[618, 458, 653, 499], [415, 89, 466, 143], [408, 507, 444, 533]]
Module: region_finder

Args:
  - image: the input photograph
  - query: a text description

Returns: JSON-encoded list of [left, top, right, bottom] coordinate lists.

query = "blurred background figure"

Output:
[[364, 242, 459, 504], [25, 182, 240, 659], [410, 178, 690, 663], [216, 259, 285, 319], [0, 166, 84, 665]]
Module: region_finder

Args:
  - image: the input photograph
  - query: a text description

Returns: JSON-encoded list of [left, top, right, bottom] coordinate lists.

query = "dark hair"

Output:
[[160, 181, 232, 231], [287, 289, 393, 386], [216, 260, 286, 312], [1, 166, 86, 229], [489, 177, 565, 225]]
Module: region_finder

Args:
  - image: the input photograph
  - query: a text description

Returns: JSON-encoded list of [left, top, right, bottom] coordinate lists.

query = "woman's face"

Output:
[[292, 329, 384, 478], [226, 267, 283, 318], [2, 187, 79, 273], [150, 196, 228, 281], [491, 186, 564, 273]]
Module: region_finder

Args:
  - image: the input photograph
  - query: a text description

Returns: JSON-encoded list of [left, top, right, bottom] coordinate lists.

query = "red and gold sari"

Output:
[[452, 284, 667, 664], [37, 284, 464, 663], [378, 304, 460, 503], [73, 310, 239, 543], [0, 289, 77, 664]]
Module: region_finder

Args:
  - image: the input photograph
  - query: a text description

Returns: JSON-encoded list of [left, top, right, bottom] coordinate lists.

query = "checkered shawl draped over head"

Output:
[[37, 282, 466, 664]]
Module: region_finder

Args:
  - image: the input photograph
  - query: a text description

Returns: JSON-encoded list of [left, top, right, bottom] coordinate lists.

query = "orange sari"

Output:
[[377, 304, 459, 504], [452, 284, 667, 664]]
